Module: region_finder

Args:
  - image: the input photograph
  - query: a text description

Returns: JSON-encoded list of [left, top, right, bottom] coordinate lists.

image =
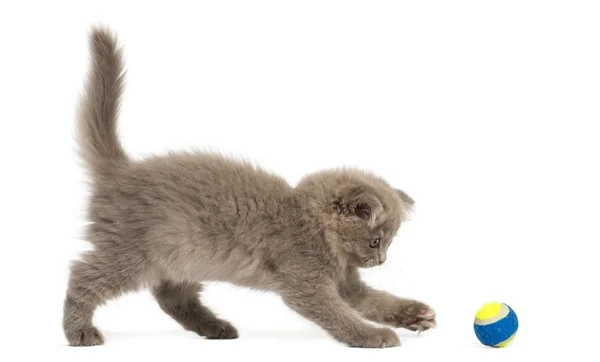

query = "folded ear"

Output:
[[333, 185, 383, 223], [395, 189, 415, 212], [396, 189, 414, 205]]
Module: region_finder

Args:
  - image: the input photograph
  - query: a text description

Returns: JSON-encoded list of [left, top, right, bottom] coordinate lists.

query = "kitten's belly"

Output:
[[152, 236, 278, 291], [211, 247, 278, 290]]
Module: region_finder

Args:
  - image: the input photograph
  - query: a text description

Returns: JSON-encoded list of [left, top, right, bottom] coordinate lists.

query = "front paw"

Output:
[[346, 327, 400, 348], [384, 300, 436, 332]]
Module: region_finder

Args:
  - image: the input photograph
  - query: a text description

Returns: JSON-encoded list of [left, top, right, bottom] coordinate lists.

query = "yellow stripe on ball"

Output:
[[495, 334, 516, 348], [475, 302, 502, 320]]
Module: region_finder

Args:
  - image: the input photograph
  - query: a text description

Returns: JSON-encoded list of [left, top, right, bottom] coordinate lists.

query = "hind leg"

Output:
[[63, 251, 144, 346], [152, 280, 238, 339]]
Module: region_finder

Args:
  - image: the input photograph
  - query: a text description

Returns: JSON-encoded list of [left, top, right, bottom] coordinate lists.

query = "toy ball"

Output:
[[473, 302, 518, 347]]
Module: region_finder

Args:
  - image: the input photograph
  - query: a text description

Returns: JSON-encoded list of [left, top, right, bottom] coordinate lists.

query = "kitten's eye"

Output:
[[370, 238, 381, 248]]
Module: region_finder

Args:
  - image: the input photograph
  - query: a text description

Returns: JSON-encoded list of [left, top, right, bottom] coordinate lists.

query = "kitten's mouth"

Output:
[[361, 258, 379, 268], [349, 253, 381, 268]]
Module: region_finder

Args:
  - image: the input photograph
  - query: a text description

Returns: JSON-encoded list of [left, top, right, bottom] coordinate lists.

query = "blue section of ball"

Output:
[[474, 307, 519, 347]]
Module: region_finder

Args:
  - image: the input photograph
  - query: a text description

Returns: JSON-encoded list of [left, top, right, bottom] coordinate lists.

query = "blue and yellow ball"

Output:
[[473, 302, 518, 347]]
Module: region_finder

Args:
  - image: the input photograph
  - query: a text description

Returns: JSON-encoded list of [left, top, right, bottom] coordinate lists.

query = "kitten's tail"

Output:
[[77, 27, 129, 178]]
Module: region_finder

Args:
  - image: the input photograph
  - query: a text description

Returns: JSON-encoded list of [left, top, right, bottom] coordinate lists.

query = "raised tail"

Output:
[[77, 27, 128, 178]]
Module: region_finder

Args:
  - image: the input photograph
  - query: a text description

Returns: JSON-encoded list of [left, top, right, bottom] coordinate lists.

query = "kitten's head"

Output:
[[296, 168, 414, 268]]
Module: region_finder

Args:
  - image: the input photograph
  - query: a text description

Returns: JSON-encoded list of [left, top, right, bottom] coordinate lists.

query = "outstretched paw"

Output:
[[347, 327, 401, 348], [384, 301, 436, 332]]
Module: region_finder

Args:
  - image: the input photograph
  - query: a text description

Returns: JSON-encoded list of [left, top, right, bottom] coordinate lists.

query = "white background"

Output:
[[1, 1, 599, 360]]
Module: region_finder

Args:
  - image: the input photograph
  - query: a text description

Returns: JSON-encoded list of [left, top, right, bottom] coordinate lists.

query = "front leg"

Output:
[[279, 280, 400, 348], [341, 267, 436, 332]]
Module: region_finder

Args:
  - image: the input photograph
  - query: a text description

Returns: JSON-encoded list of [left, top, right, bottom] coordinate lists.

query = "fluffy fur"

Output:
[[63, 27, 436, 348]]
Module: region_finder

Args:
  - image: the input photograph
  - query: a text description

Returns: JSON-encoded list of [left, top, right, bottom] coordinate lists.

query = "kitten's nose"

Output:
[[379, 253, 386, 265]]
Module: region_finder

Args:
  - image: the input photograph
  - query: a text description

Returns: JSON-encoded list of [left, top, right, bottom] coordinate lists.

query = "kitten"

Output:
[[63, 27, 436, 348]]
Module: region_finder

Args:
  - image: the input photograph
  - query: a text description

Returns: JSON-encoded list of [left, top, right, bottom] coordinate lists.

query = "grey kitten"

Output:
[[63, 27, 436, 348]]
